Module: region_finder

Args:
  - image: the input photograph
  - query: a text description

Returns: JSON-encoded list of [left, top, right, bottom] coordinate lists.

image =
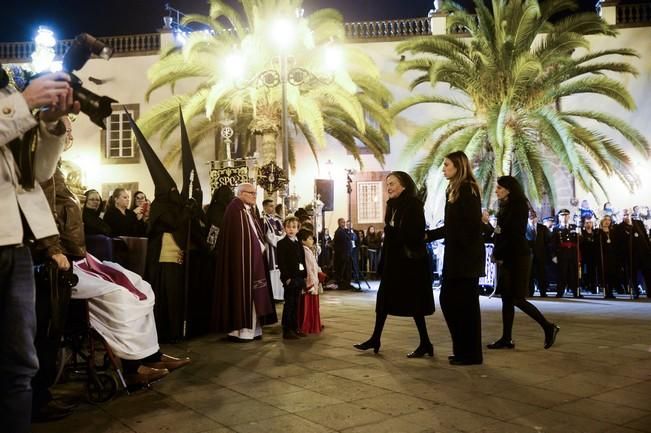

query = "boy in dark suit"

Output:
[[277, 216, 307, 339]]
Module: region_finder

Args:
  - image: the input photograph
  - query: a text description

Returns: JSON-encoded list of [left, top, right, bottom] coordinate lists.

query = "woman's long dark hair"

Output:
[[496, 176, 531, 212], [130, 190, 147, 210], [497, 176, 526, 202]]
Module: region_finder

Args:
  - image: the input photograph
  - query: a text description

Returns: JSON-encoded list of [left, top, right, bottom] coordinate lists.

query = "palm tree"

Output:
[[392, 0, 649, 205], [139, 0, 392, 170]]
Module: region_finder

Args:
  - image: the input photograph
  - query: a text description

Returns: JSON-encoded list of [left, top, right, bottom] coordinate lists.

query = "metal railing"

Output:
[[344, 17, 430, 40], [617, 3, 651, 26], [0, 33, 160, 63]]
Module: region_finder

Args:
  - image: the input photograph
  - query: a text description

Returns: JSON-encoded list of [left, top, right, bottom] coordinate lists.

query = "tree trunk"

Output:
[[261, 130, 278, 165]]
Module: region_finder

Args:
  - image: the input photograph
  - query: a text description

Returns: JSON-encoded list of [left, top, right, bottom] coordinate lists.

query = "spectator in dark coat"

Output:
[[354, 171, 435, 357], [333, 218, 353, 290], [614, 210, 651, 298], [103, 188, 145, 237]]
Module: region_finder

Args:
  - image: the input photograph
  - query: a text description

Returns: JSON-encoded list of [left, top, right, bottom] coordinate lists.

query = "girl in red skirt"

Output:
[[298, 229, 323, 334]]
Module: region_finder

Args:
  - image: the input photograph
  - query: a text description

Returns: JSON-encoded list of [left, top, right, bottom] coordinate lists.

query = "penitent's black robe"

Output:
[[145, 191, 208, 341]]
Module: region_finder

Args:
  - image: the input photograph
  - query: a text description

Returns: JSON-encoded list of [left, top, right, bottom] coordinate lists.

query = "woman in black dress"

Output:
[[354, 171, 435, 357], [426, 151, 484, 365], [487, 176, 559, 350]]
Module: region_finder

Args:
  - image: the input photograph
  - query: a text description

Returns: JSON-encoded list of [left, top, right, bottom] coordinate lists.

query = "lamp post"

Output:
[[280, 53, 290, 182], [228, 12, 341, 185]]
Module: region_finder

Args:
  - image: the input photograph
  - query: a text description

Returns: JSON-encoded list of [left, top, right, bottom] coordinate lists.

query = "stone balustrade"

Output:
[[617, 2, 651, 26], [1, 4, 648, 62]]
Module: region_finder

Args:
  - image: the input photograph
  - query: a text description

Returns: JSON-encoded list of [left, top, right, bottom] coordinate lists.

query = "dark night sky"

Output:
[[0, 0, 611, 42]]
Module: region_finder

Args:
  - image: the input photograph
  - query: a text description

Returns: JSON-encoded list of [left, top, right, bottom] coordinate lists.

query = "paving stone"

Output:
[[37, 288, 651, 433], [294, 402, 389, 431], [263, 389, 344, 412], [230, 414, 335, 433], [198, 399, 287, 426]]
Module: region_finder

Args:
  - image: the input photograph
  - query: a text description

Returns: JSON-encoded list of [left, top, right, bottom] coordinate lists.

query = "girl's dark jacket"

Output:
[[427, 182, 485, 279]]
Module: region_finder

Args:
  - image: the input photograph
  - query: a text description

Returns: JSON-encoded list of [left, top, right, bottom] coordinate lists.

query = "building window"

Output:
[[357, 181, 383, 224], [100, 104, 140, 164]]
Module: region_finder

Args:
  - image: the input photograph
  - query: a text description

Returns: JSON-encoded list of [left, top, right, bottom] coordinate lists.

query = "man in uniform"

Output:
[[552, 209, 581, 298]]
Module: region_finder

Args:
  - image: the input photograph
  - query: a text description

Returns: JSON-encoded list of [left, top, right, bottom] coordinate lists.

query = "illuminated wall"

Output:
[[17, 25, 649, 229]]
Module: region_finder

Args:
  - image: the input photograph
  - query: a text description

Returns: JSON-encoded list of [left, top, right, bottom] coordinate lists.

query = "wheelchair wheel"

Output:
[[86, 372, 118, 403]]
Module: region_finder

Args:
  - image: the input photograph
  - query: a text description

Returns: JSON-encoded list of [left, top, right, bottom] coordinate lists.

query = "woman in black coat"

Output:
[[426, 151, 485, 365], [354, 171, 435, 357], [488, 176, 559, 350]]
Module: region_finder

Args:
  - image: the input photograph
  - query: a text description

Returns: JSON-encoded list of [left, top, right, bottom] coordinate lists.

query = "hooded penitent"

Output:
[[179, 107, 203, 206]]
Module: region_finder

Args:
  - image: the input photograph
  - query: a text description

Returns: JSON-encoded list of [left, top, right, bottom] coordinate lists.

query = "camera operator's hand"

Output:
[[51, 253, 71, 271], [22, 72, 81, 121]]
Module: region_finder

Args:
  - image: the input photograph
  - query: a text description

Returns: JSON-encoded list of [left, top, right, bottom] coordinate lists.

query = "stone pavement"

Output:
[[34, 286, 651, 433]]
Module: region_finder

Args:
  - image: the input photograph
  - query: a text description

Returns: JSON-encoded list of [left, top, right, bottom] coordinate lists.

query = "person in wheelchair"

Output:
[[34, 123, 190, 409], [71, 253, 191, 383]]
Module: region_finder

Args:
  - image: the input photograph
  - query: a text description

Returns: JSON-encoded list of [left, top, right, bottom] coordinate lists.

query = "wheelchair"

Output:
[[47, 234, 149, 403], [34, 258, 125, 403], [55, 298, 128, 403]]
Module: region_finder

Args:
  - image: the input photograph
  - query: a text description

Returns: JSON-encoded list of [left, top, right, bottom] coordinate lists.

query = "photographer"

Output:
[[31, 159, 84, 422], [0, 69, 79, 433]]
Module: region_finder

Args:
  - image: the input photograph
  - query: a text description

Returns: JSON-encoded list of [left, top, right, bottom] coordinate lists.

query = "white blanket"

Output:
[[71, 259, 159, 360]]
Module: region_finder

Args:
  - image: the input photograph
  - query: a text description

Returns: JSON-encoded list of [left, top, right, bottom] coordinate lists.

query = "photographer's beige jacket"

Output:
[[0, 89, 63, 246]]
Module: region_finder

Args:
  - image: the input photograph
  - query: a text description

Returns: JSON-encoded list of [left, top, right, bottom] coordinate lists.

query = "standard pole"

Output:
[[281, 54, 290, 181]]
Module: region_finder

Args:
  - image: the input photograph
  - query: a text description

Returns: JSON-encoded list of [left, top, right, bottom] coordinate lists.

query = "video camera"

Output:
[[61, 33, 117, 129], [0, 33, 117, 129]]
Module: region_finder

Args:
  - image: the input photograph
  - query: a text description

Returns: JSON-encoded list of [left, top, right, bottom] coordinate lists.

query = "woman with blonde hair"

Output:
[[427, 151, 485, 365]]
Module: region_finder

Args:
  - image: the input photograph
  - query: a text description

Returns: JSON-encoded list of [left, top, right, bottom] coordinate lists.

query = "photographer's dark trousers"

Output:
[[0, 246, 39, 433], [31, 260, 72, 412], [439, 277, 482, 363], [281, 279, 303, 332]]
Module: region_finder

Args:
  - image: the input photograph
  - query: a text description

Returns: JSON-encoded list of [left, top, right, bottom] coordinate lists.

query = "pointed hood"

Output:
[[180, 106, 203, 204], [124, 107, 178, 198]]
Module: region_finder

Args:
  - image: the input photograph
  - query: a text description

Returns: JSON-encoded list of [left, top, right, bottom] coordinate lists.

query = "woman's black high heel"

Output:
[[407, 342, 434, 358], [353, 339, 381, 354], [486, 339, 515, 349]]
